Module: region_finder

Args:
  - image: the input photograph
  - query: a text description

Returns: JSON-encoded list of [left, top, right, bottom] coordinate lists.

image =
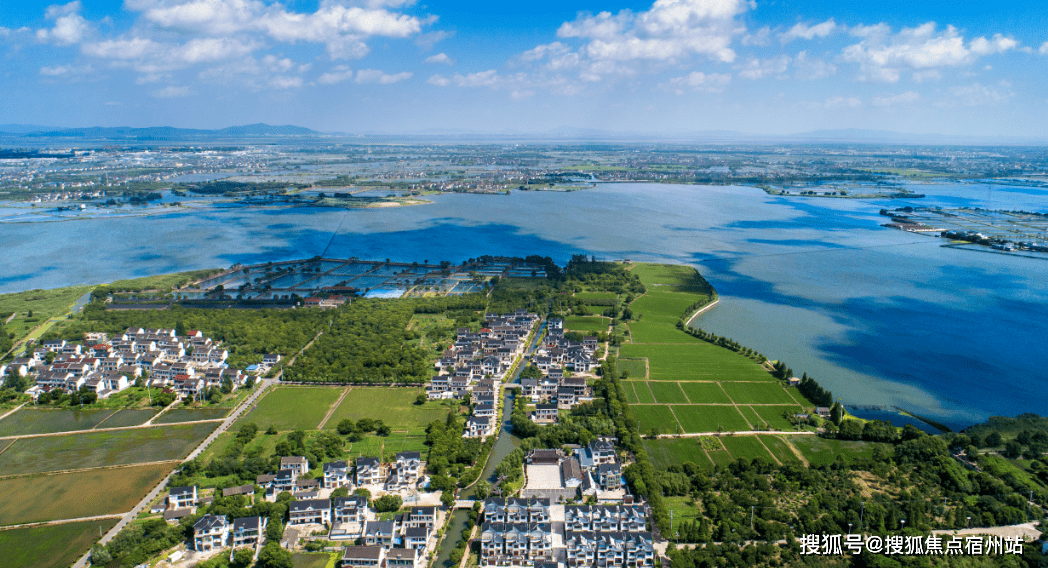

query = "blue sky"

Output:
[[2, 0, 1047, 136]]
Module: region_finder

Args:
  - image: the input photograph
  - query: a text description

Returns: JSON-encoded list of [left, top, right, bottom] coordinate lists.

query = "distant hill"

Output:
[[2, 123, 321, 140]]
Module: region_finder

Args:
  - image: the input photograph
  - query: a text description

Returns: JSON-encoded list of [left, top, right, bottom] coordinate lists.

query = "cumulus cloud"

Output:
[[873, 91, 920, 107], [425, 52, 454, 65], [427, 74, 450, 86], [781, 19, 837, 43], [270, 75, 303, 89], [666, 71, 730, 93], [824, 96, 862, 108], [125, 0, 427, 59], [355, 69, 412, 84], [841, 23, 1019, 82], [318, 65, 354, 84], [1041, 41, 1048, 55], [793, 51, 835, 79], [82, 36, 259, 71], [151, 85, 192, 97], [415, 30, 453, 50], [948, 82, 1012, 106], [738, 55, 789, 79], [37, 1, 91, 45], [39, 63, 93, 76]]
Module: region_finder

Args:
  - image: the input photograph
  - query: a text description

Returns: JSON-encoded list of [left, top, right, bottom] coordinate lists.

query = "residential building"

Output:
[[288, 499, 332, 526], [564, 531, 655, 567], [168, 486, 197, 509], [356, 457, 383, 486], [341, 546, 385, 567], [323, 460, 350, 489], [231, 516, 267, 547], [362, 520, 396, 548], [193, 515, 229, 552], [280, 456, 309, 475], [332, 495, 369, 524]]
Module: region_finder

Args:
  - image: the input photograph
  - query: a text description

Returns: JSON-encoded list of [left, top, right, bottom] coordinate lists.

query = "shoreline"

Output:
[[684, 298, 720, 327]]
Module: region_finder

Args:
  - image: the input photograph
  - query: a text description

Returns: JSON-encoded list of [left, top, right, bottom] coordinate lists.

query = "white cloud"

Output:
[[948, 82, 1012, 106], [151, 85, 192, 97], [263, 54, 295, 72], [427, 74, 451, 86], [742, 26, 770, 46], [841, 23, 1019, 83], [37, 1, 91, 45], [555, 0, 750, 64], [415, 30, 453, 50], [781, 19, 837, 43], [824, 96, 862, 108], [126, 0, 427, 59], [39, 63, 93, 76], [318, 65, 354, 84], [738, 55, 789, 79], [793, 51, 835, 79], [666, 71, 730, 93], [270, 75, 303, 89], [425, 52, 454, 65], [872, 91, 920, 107], [355, 69, 413, 84], [1040, 41, 1048, 55]]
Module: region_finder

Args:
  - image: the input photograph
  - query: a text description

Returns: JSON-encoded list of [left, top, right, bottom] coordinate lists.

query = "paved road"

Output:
[[71, 378, 276, 568]]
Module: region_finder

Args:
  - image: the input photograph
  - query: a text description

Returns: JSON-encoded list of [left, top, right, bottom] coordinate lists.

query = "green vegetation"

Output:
[[292, 552, 338, 568], [631, 382, 655, 404], [719, 381, 800, 405], [562, 315, 609, 334], [790, 436, 880, 466], [718, 435, 776, 462], [757, 435, 801, 464], [616, 358, 646, 379], [751, 405, 805, 431], [154, 407, 230, 424], [631, 404, 678, 433], [619, 343, 774, 382], [643, 438, 712, 469], [0, 463, 172, 525], [0, 518, 118, 568], [0, 408, 125, 436], [679, 382, 732, 404], [93, 268, 224, 297], [236, 387, 344, 431], [0, 422, 218, 475], [672, 405, 751, 433], [647, 381, 689, 404], [326, 387, 450, 435]]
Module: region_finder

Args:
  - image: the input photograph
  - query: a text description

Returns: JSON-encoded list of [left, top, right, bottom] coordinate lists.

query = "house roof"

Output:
[[222, 484, 255, 497], [342, 546, 384, 560], [194, 515, 227, 531], [396, 451, 421, 461]]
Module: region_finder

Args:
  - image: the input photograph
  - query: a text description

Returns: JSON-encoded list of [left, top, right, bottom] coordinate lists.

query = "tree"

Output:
[[331, 487, 350, 498], [441, 490, 455, 507], [474, 481, 491, 499], [829, 402, 844, 425], [374, 494, 403, 512], [1003, 440, 1023, 458], [232, 547, 255, 568], [257, 542, 293, 568], [354, 488, 371, 502], [416, 393, 427, 406], [336, 419, 357, 435], [985, 431, 1002, 447], [838, 419, 863, 441]]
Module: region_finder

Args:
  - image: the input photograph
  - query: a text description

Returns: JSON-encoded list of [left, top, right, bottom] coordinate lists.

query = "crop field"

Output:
[[622, 383, 639, 404], [719, 435, 775, 462], [627, 320, 704, 344], [631, 382, 655, 404], [573, 291, 617, 301], [326, 387, 451, 434], [0, 409, 121, 437], [642, 438, 712, 469], [236, 387, 345, 431], [791, 437, 880, 466], [0, 422, 217, 476], [629, 264, 715, 295], [719, 382, 801, 405], [664, 496, 700, 534], [630, 292, 708, 323], [618, 343, 773, 382], [737, 405, 761, 427], [293, 552, 338, 568], [346, 435, 383, 459], [155, 407, 230, 424], [758, 435, 801, 464], [752, 405, 805, 431], [0, 518, 119, 568], [617, 358, 647, 380], [630, 404, 679, 433], [563, 316, 608, 333], [705, 447, 735, 467], [97, 409, 157, 428], [647, 382, 689, 404], [678, 382, 732, 404], [0, 462, 172, 526], [670, 405, 750, 433]]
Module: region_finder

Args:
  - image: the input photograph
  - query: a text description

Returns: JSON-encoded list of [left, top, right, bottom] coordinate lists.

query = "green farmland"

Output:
[[325, 387, 453, 435], [678, 382, 733, 404], [0, 518, 118, 568], [236, 387, 345, 431], [671, 405, 751, 433], [619, 342, 774, 382], [154, 407, 230, 424], [643, 438, 713, 469], [647, 381, 689, 404], [718, 435, 776, 462]]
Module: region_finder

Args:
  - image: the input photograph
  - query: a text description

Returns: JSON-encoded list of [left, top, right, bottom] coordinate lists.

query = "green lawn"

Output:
[[642, 438, 713, 469], [719, 435, 776, 462], [573, 291, 618, 301], [790, 437, 880, 466], [720, 382, 801, 405], [0, 518, 118, 568], [627, 320, 705, 343], [0, 409, 120, 436], [629, 263, 716, 296], [0, 422, 218, 476], [752, 405, 805, 431], [758, 435, 801, 464], [648, 382, 689, 404], [155, 407, 230, 424], [293, 552, 339, 568], [670, 405, 751, 433], [630, 292, 709, 323], [679, 382, 732, 404], [632, 382, 655, 404], [619, 343, 773, 382], [617, 358, 647, 380], [631, 404, 680, 433], [325, 387, 452, 434], [0, 462, 172, 526], [664, 496, 700, 534], [236, 387, 345, 431], [563, 316, 608, 333]]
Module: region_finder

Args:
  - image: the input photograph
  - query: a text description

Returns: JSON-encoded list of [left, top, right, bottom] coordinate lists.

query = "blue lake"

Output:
[[1, 182, 1046, 430]]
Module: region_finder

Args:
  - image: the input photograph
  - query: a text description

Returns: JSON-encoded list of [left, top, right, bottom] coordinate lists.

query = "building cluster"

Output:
[[478, 498, 654, 567], [521, 438, 624, 502], [522, 318, 598, 424], [0, 328, 257, 400], [427, 310, 540, 438]]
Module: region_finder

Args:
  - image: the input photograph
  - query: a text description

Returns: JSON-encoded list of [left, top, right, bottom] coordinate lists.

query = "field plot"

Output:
[[0, 518, 118, 568], [0, 462, 172, 526], [752, 405, 805, 431], [737, 405, 761, 428], [573, 291, 617, 302], [671, 405, 750, 433], [622, 383, 640, 404], [642, 438, 712, 469], [0, 422, 217, 476], [293, 552, 338, 568], [346, 436, 383, 459], [97, 409, 157, 428], [706, 447, 735, 467], [719, 436, 775, 462], [0, 409, 118, 437], [629, 264, 715, 297], [630, 404, 679, 433], [155, 407, 229, 424], [791, 437, 879, 466], [664, 496, 700, 534], [720, 382, 800, 405], [627, 320, 703, 344], [326, 388, 449, 434], [236, 387, 344, 431], [632, 382, 655, 404], [647, 382, 688, 404], [758, 435, 801, 464], [563, 316, 608, 333], [679, 382, 732, 404], [619, 343, 772, 382], [630, 292, 706, 323], [617, 358, 647, 380]]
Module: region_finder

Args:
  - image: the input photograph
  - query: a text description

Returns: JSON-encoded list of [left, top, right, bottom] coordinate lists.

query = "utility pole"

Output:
[[860, 501, 865, 533], [750, 506, 755, 531]]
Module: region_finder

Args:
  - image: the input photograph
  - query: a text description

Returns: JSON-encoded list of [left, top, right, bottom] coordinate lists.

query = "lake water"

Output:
[[1, 182, 1045, 430]]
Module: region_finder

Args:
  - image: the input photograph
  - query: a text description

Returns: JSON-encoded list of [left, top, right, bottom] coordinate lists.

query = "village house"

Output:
[[193, 515, 229, 552], [341, 546, 385, 567], [355, 457, 383, 486], [280, 456, 310, 475], [564, 531, 655, 567], [231, 516, 267, 548], [168, 486, 197, 509], [362, 520, 396, 548], [288, 499, 332, 526], [323, 460, 350, 489]]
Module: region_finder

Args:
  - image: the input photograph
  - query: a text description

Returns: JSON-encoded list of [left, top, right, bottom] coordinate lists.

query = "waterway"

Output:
[[433, 509, 470, 568], [1, 182, 1045, 430]]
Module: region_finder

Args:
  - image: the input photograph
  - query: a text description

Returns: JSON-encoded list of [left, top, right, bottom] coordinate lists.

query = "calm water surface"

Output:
[[2, 182, 1045, 429]]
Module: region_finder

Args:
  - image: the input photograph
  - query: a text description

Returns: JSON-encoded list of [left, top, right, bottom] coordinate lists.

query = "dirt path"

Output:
[[683, 298, 720, 327], [654, 431, 817, 439], [781, 436, 810, 466], [0, 438, 16, 458], [0, 402, 27, 422], [0, 514, 125, 532], [753, 434, 782, 466], [317, 387, 351, 429], [0, 417, 227, 442]]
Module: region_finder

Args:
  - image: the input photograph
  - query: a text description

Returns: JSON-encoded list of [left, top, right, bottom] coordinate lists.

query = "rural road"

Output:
[[71, 378, 276, 568], [654, 431, 818, 438]]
